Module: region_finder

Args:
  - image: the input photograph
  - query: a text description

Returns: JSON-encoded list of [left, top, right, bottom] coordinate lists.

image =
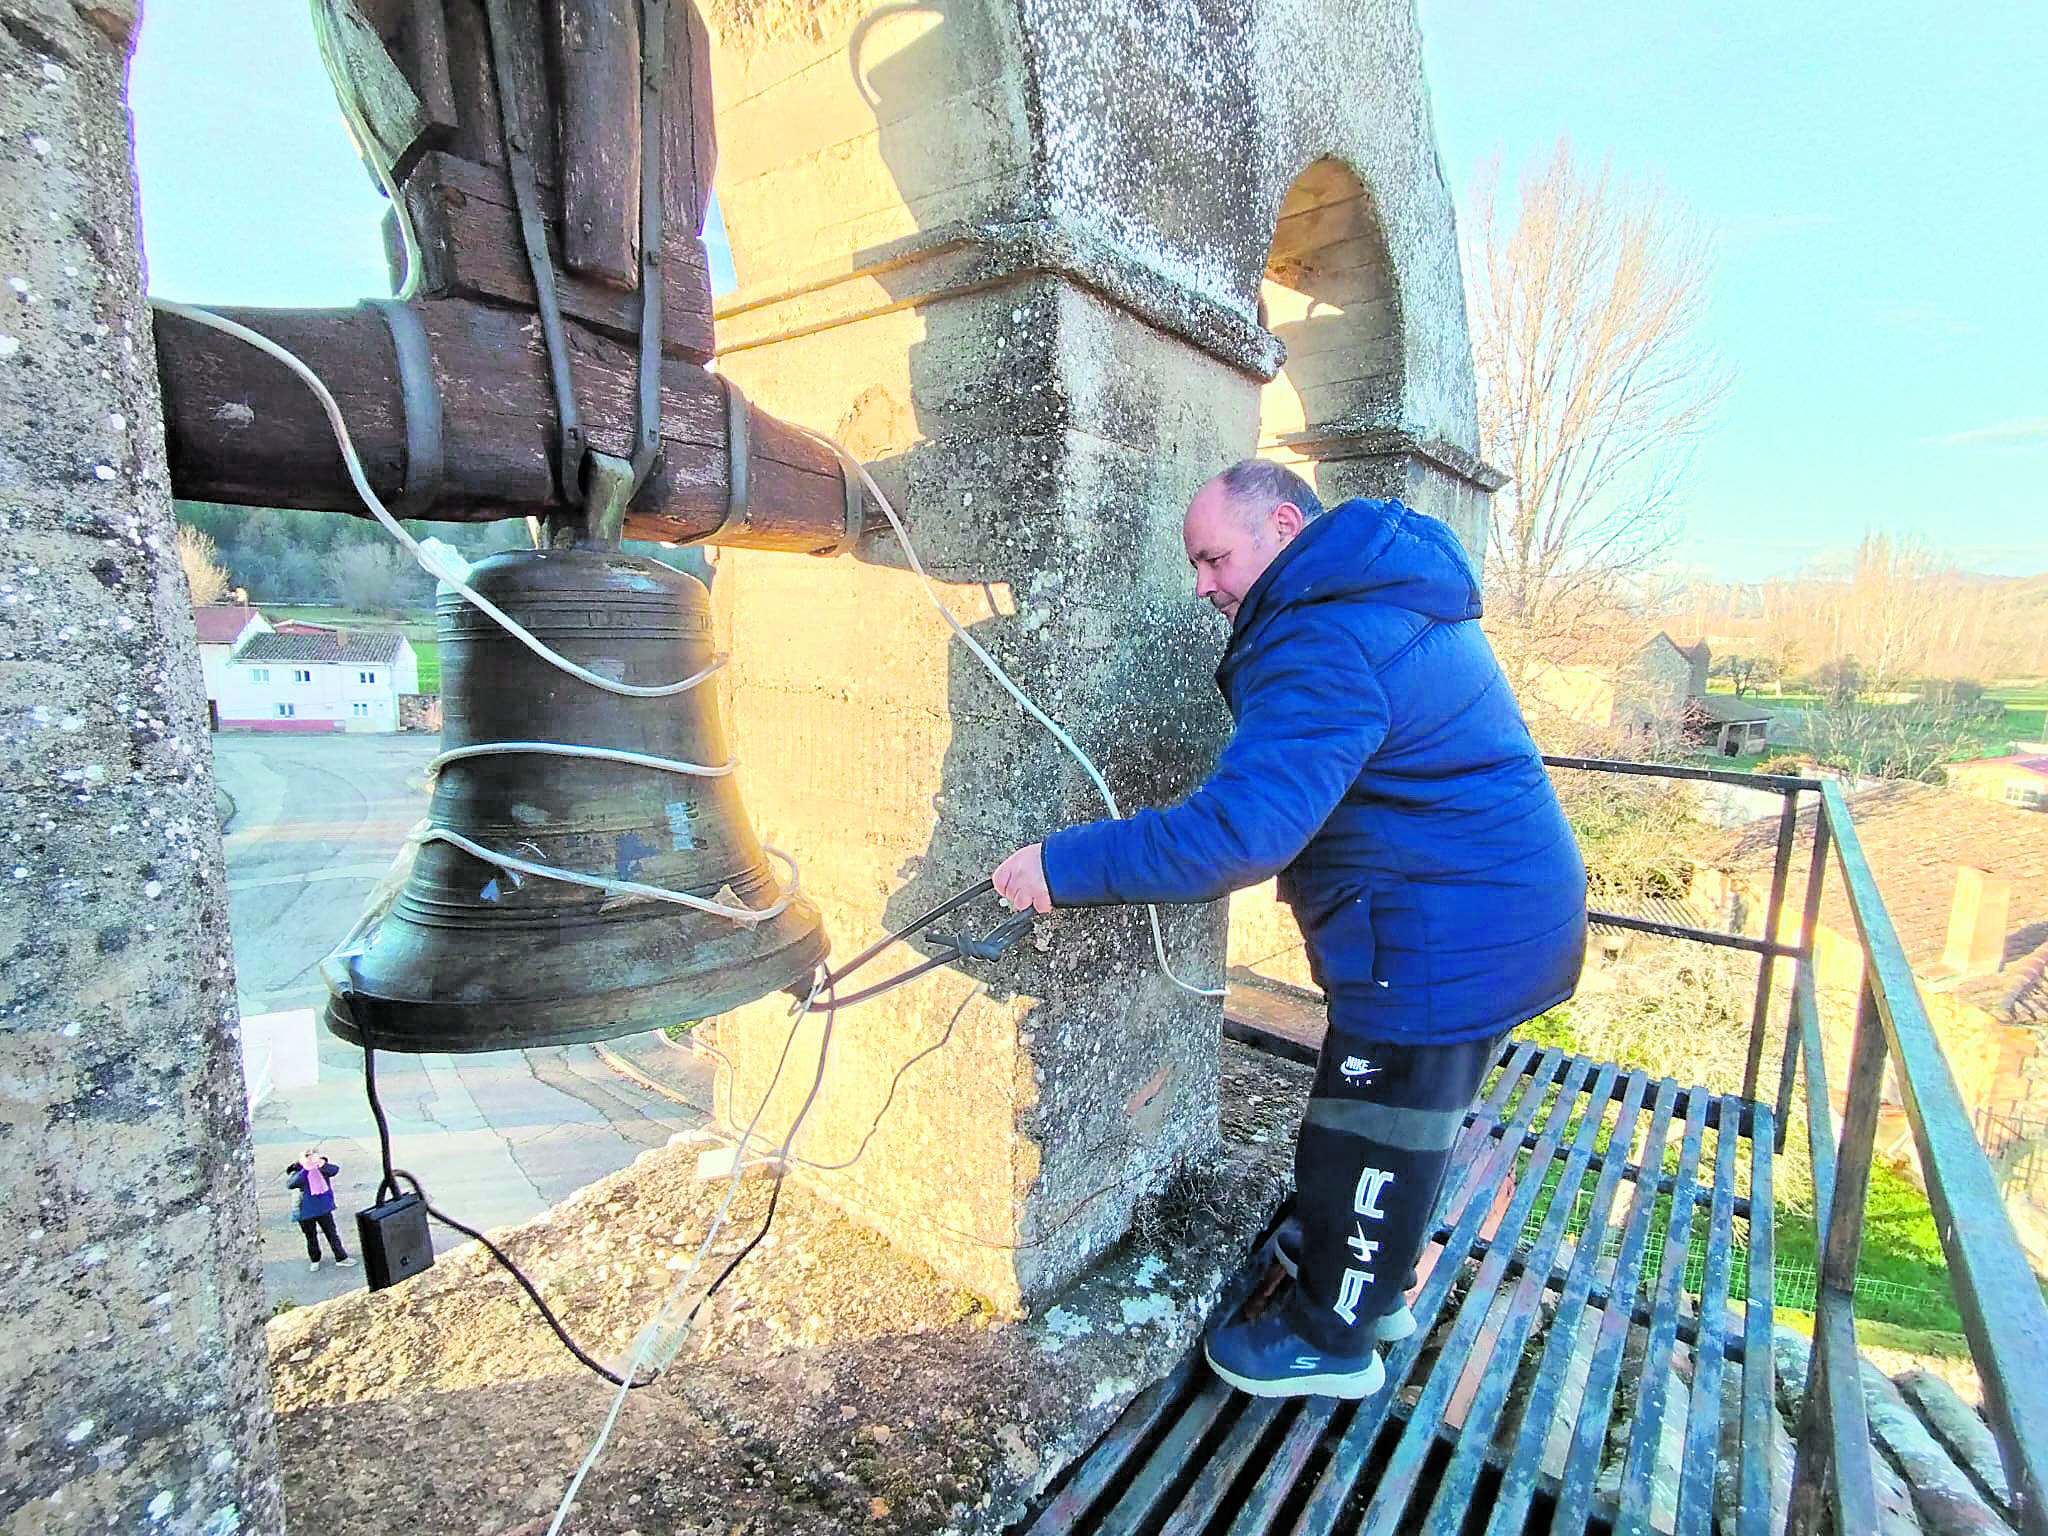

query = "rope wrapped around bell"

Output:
[[325, 547, 828, 1052]]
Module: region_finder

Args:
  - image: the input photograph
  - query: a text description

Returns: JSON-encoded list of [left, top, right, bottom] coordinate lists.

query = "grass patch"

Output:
[[1770, 1309, 1972, 1360], [413, 640, 439, 694], [1773, 1158, 1965, 1335], [265, 604, 437, 641], [1987, 683, 2047, 746]]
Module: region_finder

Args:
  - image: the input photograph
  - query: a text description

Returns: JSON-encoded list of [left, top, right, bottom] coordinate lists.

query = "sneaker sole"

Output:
[[1204, 1341, 1386, 1400], [1266, 1238, 1416, 1342]]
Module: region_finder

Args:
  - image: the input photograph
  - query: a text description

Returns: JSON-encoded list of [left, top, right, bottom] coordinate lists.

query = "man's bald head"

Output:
[[1212, 460, 1324, 530], [1183, 460, 1324, 623]]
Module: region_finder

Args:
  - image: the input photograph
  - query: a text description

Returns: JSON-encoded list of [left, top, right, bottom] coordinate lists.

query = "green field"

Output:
[[1701, 679, 2047, 762], [1993, 682, 2048, 744]]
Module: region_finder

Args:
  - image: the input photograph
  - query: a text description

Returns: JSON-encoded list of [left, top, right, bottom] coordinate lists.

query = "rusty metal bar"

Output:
[[1774, 804, 1833, 1152], [1588, 907, 1801, 960], [1674, 1096, 1743, 1536], [1541, 754, 1822, 791], [1413, 1065, 1635, 1532], [1742, 790, 1803, 1101], [1789, 979, 1888, 1536], [1738, 1099, 1779, 1536], [1819, 782, 2048, 1535]]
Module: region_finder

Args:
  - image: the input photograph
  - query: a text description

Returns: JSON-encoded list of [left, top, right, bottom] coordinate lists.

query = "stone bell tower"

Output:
[[698, 0, 1494, 1310]]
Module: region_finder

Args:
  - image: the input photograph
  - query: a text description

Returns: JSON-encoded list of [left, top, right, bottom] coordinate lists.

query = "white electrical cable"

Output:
[[156, 299, 792, 927], [429, 741, 737, 779], [543, 971, 836, 1536], [793, 428, 1226, 1000], [422, 827, 799, 923], [154, 301, 725, 701], [157, 296, 1218, 989]]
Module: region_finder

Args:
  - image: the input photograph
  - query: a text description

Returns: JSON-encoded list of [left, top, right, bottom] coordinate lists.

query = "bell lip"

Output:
[[322, 900, 829, 1053]]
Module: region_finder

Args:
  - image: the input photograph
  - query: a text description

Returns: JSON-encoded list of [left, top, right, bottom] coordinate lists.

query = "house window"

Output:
[[2007, 784, 2044, 808], [351, 702, 370, 718], [292, 668, 312, 683], [251, 667, 270, 682], [358, 670, 378, 684], [275, 703, 296, 719]]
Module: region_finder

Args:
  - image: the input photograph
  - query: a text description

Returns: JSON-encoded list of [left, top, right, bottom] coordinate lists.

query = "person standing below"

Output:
[[991, 460, 1586, 1399], [287, 1150, 354, 1272]]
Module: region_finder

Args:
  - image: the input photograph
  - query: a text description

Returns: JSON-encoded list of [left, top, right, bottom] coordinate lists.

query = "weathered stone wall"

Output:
[[0, 4, 283, 1530], [701, 0, 1488, 1310]]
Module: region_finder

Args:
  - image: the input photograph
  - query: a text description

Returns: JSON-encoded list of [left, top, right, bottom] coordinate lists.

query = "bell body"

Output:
[[326, 548, 827, 1052]]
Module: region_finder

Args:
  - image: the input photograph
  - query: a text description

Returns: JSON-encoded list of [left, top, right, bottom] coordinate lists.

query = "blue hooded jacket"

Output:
[[1041, 497, 1586, 1044]]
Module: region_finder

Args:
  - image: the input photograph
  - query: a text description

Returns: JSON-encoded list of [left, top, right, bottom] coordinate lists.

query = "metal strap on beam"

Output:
[[813, 437, 865, 558], [628, 0, 669, 495], [362, 298, 443, 519], [479, 0, 584, 508]]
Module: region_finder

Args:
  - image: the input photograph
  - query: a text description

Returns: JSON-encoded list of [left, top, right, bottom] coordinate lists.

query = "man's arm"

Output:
[[1008, 617, 1389, 910]]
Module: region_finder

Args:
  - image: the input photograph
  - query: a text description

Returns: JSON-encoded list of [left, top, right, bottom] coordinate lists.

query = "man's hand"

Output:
[[992, 843, 1053, 914]]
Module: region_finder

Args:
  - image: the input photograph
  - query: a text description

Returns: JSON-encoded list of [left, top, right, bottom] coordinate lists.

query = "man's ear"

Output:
[[1271, 501, 1307, 540]]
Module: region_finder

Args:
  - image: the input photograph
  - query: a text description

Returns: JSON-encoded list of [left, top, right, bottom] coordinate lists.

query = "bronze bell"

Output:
[[325, 547, 828, 1052]]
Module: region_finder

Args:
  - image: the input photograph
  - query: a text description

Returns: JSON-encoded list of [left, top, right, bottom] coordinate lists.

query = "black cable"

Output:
[[675, 979, 838, 1336], [798, 980, 977, 1172], [802, 877, 1004, 1012], [824, 949, 959, 1010], [359, 1045, 655, 1389]]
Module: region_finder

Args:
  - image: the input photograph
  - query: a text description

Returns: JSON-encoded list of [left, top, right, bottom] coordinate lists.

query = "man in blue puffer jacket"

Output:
[[992, 459, 1586, 1400]]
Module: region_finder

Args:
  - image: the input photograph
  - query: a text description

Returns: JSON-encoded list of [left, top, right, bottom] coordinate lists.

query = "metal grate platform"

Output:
[[1016, 1043, 1780, 1536]]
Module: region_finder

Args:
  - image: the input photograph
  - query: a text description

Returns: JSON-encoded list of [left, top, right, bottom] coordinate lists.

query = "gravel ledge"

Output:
[[267, 1040, 1309, 1535]]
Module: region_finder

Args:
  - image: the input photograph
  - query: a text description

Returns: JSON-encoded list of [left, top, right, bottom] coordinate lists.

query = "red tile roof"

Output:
[[1698, 780, 2048, 1021], [236, 630, 405, 666], [1957, 754, 2048, 779], [192, 605, 264, 646]]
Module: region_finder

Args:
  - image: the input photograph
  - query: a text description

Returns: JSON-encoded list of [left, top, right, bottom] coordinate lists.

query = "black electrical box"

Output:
[[356, 1192, 434, 1291]]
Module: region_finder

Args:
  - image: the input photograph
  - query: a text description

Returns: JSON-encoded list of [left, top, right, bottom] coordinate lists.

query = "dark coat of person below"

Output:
[[1040, 496, 1587, 1045], [287, 1160, 341, 1223]]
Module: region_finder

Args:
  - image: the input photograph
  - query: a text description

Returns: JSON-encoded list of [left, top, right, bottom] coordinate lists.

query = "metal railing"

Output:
[[1544, 756, 2048, 1536], [1977, 1103, 2048, 1205]]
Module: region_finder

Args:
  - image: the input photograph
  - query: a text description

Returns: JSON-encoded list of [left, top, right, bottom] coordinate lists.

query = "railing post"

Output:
[[1774, 797, 1831, 1153], [1744, 789, 1803, 1103], [1787, 979, 1887, 1536]]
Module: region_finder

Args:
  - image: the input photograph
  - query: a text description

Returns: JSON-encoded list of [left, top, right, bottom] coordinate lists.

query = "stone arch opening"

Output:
[[1223, 160, 1406, 998], [1255, 157, 1404, 505]]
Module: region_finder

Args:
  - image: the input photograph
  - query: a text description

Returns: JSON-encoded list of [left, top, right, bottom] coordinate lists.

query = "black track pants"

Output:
[[299, 1210, 348, 1262], [1286, 1027, 1505, 1355]]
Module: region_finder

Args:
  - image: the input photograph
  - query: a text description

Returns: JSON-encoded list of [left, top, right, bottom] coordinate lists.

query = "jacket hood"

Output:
[[1226, 497, 1482, 661]]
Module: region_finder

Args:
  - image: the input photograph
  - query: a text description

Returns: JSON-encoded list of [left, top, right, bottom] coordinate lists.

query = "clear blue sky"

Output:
[[131, 1, 2045, 582]]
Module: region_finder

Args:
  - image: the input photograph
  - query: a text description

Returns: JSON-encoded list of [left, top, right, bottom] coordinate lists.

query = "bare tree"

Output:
[[1845, 530, 1940, 689], [176, 524, 230, 607], [333, 545, 410, 614], [1465, 142, 1733, 679]]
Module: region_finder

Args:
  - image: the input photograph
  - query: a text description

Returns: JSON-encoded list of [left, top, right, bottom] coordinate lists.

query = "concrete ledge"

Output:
[[715, 214, 1285, 382], [266, 1038, 1309, 1534], [1272, 424, 1507, 493]]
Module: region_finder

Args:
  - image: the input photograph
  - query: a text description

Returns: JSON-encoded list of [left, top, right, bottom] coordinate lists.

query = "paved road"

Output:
[[211, 733, 713, 1311]]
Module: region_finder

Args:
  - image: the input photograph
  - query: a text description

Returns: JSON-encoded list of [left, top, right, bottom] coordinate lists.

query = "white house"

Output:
[[191, 605, 272, 726], [219, 630, 420, 733]]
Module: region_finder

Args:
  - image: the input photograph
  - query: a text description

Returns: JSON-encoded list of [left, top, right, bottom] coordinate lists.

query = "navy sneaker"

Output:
[[1262, 1217, 1418, 1342], [1204, 1306, 1386, 1400]]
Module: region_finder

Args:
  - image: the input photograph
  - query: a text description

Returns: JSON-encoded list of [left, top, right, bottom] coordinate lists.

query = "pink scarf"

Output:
[[302, 1163, 330, 1198]]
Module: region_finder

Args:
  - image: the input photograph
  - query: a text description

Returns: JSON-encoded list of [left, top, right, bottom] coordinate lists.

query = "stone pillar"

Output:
[[697, 0, 1487, 1310], [0, 6, 283, 1532]]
